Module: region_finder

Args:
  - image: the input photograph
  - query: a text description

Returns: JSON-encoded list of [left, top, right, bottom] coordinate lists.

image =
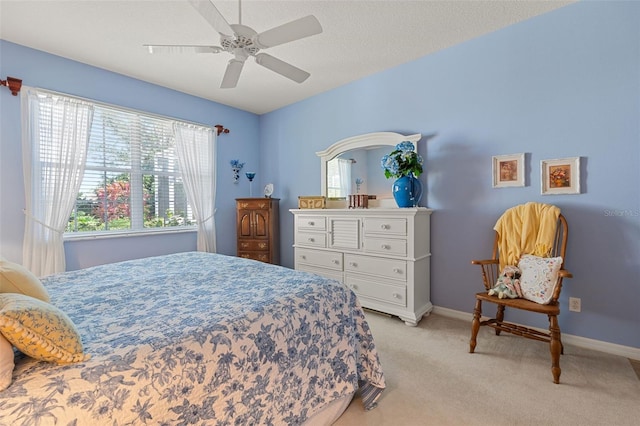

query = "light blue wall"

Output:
[[1, 1, 638, 348], [0, 41, 260, 269], [260, 1, 640, 348]]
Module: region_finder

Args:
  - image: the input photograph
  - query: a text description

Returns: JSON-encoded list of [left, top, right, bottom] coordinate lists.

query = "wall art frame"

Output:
[[541, 157, 580, 195], [492, 153, 525, 188]]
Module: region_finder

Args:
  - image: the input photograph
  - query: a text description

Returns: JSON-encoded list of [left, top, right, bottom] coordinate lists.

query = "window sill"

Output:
[[64, 227, 197, 242]]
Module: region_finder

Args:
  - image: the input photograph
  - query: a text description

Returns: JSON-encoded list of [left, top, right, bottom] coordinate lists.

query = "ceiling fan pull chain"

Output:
[[238, 0, 242, 26]]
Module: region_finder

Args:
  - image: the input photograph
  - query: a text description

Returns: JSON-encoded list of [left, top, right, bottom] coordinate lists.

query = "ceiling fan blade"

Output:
[[144, 45, 222, 54], [255, 53, 310, 83], [221, 59, 245, 89], [253, 15, 322, 49], [188, 0, 234, 37]]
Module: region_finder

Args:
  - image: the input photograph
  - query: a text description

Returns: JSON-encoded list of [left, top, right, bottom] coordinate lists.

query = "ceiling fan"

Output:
[[145, 0, 323, 89]]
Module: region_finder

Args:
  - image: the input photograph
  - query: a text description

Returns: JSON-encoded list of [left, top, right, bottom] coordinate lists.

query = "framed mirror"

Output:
[[316, 132, 421, 208]]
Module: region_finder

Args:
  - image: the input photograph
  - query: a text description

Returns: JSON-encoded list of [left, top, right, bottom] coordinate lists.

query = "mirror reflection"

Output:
[[326, 146, 391, 199], [317, 132, 421, 208]]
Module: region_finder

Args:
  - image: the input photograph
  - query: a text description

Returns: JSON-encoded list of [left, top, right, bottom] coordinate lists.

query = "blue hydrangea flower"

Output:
[[381, 141, 424, 179], [396, 141, 415, 153]]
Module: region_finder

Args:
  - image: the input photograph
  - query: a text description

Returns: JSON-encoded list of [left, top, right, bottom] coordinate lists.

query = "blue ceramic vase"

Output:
[[392, 175, 422, 208]]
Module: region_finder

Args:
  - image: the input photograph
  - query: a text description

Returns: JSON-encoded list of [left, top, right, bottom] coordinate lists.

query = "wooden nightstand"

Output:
[[236, 198, 280, 264]]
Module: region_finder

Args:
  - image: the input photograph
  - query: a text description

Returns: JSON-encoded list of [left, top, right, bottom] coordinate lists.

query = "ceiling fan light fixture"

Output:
[[146, 0, 322, 88]]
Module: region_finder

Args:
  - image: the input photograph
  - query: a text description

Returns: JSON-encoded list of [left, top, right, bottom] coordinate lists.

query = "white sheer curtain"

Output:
[[173, 123, 217, 252], [21, 88, 94, 277], [337, 158, 352, 197]]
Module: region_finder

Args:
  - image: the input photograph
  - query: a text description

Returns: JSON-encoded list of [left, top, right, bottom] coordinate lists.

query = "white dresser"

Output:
[[291, 208, 432, 326]]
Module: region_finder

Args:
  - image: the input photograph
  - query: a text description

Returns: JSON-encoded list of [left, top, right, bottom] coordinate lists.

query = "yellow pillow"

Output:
[[0, 293, 90, 364], [0, 257, 50, 302]]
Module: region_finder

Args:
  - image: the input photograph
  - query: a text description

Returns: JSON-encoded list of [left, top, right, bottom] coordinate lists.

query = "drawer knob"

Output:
[[393, 293, 401, 299], [351, 284, 358, 290], [380, 224, 389, 230], [349, 262, 357, 267], [332, 259, 339, 264], [393, 268, 402, 274], [300, 255, 306, 260], [308, 238, 315, 242], [381, 244, 390, 250], [308, 221, 314, 226]]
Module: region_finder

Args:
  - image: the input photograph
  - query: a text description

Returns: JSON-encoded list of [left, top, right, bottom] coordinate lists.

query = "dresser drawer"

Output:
[[344, 254, 407, 282], [296, 232, 326, 248], [297, 264, 344, 283], [364, 237, 407, 256], [364, 217, 407, 236], [296, 248, 343, 270], [297, 215, 326, 231], [238, 240, 269, 251], [345, 275, 407, 307]]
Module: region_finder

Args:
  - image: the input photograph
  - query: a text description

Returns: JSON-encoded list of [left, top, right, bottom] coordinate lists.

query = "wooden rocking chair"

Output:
[[469, 205, 572, 384]]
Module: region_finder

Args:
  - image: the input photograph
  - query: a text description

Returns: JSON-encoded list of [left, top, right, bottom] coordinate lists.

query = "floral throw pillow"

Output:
[[517, 254, 563, 305], [0, 293, 90, 364]]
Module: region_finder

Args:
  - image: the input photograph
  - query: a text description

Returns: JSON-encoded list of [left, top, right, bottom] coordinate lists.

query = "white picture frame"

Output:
[[541, 157, 581, 195], [492, 153, 524, 188]]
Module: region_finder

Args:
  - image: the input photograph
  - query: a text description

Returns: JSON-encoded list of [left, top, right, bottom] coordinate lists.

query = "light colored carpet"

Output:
[[335, 312, 640, 426]]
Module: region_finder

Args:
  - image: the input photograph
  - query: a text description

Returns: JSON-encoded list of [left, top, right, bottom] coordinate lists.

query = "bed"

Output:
[[0, 252, 385, 425]]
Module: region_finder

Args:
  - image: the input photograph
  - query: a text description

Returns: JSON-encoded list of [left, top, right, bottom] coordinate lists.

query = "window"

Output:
[[66, 103, 195, 234], [326, 158, 352, 198]]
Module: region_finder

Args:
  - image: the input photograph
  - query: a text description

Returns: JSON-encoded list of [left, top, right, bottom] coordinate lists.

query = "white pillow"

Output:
[[0, 333, 14, 391], [518, 254, 563, 304]]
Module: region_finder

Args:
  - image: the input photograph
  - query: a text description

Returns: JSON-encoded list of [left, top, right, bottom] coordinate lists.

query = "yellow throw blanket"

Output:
[[493, 202, 561, 270]]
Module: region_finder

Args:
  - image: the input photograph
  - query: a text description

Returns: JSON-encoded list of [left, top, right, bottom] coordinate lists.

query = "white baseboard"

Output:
[[432, 306, 640, 361]]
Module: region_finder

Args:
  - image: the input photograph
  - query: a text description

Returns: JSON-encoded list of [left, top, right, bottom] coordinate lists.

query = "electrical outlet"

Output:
[[569, 297, 581, 312]]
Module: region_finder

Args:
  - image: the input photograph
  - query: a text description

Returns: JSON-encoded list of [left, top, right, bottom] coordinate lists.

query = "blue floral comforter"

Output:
[[0, 252, 385, 425]]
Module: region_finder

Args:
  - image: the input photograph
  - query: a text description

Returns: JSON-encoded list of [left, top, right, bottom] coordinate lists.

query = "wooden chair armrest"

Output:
[[471, 259, 499, 265], [471, 259, 499, 291], [551, 269, 572, 301], [558, 269, 573, 279]]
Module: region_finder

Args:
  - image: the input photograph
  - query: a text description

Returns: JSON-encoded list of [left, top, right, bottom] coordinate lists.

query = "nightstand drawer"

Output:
[[238, 240, 269, 251], [344, 254, 406, 282], [237, 199, 271, 210], [239, 252, 270, 262], [296, 248, 343, 270], [345, 275, 407, 307], [364, 237, 407, 256]]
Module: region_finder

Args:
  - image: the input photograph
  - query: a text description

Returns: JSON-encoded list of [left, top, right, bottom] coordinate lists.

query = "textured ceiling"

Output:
[[0, 0, 574, 114]]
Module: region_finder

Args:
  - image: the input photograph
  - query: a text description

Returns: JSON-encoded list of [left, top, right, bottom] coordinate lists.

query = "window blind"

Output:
[[66, 103, 194, 233]]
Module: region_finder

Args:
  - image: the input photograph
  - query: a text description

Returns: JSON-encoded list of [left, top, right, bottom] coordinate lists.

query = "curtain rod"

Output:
[[27, 85, 230, 136], [1, 76, 22, 96]]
